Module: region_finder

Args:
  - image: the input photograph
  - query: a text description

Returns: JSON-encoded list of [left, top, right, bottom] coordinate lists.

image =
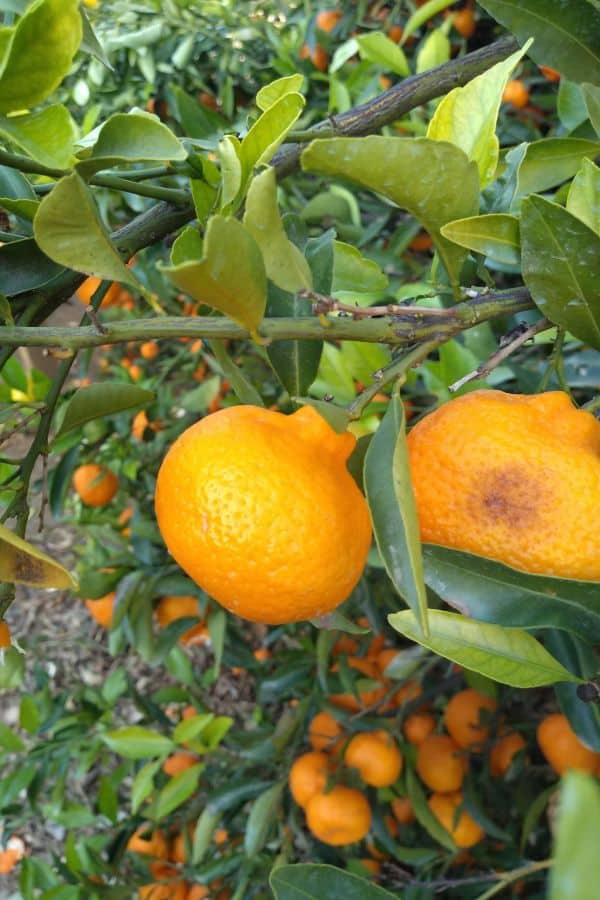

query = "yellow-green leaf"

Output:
[[0, 105, 76, 169], [441, 213, 520, 265], [567, 158, 600, 235], [0, 522, 76, 589], [256, 74, 304, 112]]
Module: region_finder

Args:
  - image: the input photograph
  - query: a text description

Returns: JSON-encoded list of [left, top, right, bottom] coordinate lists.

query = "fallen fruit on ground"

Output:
[[305, 785, 372, 845]]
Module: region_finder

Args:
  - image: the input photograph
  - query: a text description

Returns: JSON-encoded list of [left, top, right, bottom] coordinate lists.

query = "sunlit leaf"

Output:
[[256, 74, 304, 111], [356, 31, 409, 76], [55, 383, 154, 438], [77, 112, 187, 177], [441, 214, 520, 265], [0, 522, 76, 589], [153, 763, 203, 820], [567, 158, 600, 234], [517, 138, 599, 196], [332, 242, 388, 292], [0, 105, 76, 169], [101, 727, 174, 759], [550, 773, 600, 900]]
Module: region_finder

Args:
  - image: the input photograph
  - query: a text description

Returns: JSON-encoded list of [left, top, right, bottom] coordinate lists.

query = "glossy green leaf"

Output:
[[244, 167, 312, 292], [402, 0, 456, 43], [389, 608, 582, 687], [332, 242, 388, 292], [0, 0, 82, 114], [422, 546, 600, 642], [170, 225, 202, 266], [557, 80, 589, 131], [302, 137, 479, 289], [0, 237, 64, 296], [405, 765, 456, 852], [256, 74, 304, 111], [153, 763, 203, 820], [0, 722, 24, 752], [415, 27, 451, 74], [191, 807, 221, 864], [517, 138, 599, 196], [550, 773, 600, 900], [131, 760, 162, 814], [478, 0, 600, 84], [218, 134, 243, 209], [101, 727, 174, 759], [172, 712, 214, 745], [427, 41, 530, 185], [55, 383, 154, 438], [521, 195, 600, 349], [545, 630, 600, 751], [583, 83, 600, 135], [244, 781, 285, 857], [79, 5, 112, 68], [0, 105, 76, 169], [77, 112, 187, 177], [271, 864, 397, 900], [441, 214, 520, 264], [0, 522, 76, 589], [241, 92, 305, 173], [356, 31, 409, 76], [33, 171, 136, 285], [161, 215, 267, 332], [19, 695, 40, 734], [191, 179, 217, 226], [567, 158, 600, 234], [0, 197, 38, 221], [364, 392, 428, 633]]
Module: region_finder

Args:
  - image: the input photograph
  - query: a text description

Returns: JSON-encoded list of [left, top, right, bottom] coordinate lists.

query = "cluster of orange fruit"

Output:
[[84, 591, 209, 646]]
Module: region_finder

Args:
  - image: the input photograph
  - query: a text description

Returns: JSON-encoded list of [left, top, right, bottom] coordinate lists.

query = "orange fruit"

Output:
[[389, 678, 423, 710], [387, 25, 403, 42], [213, 828, 228, 846], [253, 647, 272, 662], [316, 9, 342, 31], [300, 42, 329, 71], [306, 786, 372, 845], [536, 713, 599, 775], [85, 591, 116, 628], [132, 410, 151, 440], [490, 732, 526, 777], [185, 887, 209, 900], [163, 752, 200, 778], [502, 79, 529, 108], [416, 734, 468, 792], [344, 730, 403, 787], [539, 65, 560, 82], [408, 232, 433, 252], [403, 711, 436, 746], [444, 689, 497, 751], [129, 364, 143, 381], [139, 881, 188, 900], [140, 341, 160, 360], [331, 635, 359, 656], [0, 836, 25, 874], [453, 6, 476, 38], [170, 825, 194, 864], [375, 648, 399, 675], [329, 655, 388, 712], [391, 796, 415, 825], [428, 792, 484, 848], [73, 463, 118, 507], [358, 858, 381, 875], [308, 711, 344, 753], [127, 827, 169, 859], [155, 596, 208, 645], [155, 406, 371, 624], [76, 277, 121, 308], [0, 620, 11, 648], [289, 751, 331, 808], [407, 391, 600, 581]]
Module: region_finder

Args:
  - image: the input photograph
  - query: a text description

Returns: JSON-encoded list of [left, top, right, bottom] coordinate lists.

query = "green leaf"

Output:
[[415, 27, 451, 74], [161, 215, 267, 332], [0, 197, 39, 221], [191, 179, 217, 226], [567, 158, 600, 234], [356, 32, 409, 76], [192, 807, 221, 864], [388, 609, 582, 687], [0, 237, 65, 297], [0, 105, 76, 169], [441, 213, 520, 265], [422, 546, 600, 642], [243, 167, 312, 292], [0, 521, 76, 589], [521, 195, 600, 349], [208, 339, 264, 407], [427, 41, 530, 185], [172, 712, 214, 746], [402, 0, 456, 43], [153, 762, 203, 820], [241, 92, 305, 173], [332, 242, 388, 293], [19, 695, 40, 734], [550, 773, 600, 900], [517, 138, 599, 196], [77, 112, 187, 178], [0, 0, 82, 114], [545, 630, 600, 751], [364, 392, 428, 633], [270, 864, 397, 900], [101, 727, 174, 759], [583, 83, 600, 135], [55, 383, 154, 438], [405, 765, 456, 852], [478, 0, 600, 84], [557, 79, 589, 131], [33, 171, 136, 285], [244, 781, 285, 857], [131, 759, 162, 814], [0, 721, 24, 752], [218, 134, 243, 209], [98, 775, 118, 823], [302, 137, 479, 290], [256, 74, 304, 111]]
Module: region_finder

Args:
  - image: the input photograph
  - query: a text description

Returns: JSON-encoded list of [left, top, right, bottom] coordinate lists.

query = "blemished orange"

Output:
[[407, 391, 600, 581], [403, 711, 436, 746], [305, 786, 372, 845], [127, 827, 169, 859], [344, 730, 403, 787], [391, 796, 416, 825], [73, 463, 118, 507], [308, 711, 344, 753], [289, 751, 331, 808], [140, 341, 160, 360], [155, 595, 209, 645], [444, 689, 497, 751], [85, 592, 116, 628], [416, 734, 468, 792], [0, 620, 11, 648], [536, 713, 599, 775], [490, 732, 526, 777], [155, 406, 372, 624], [162, 752, 199, 778], [502, 79, 529, 108], [428, 792, 484, 848], [316, 9, 342, 31]]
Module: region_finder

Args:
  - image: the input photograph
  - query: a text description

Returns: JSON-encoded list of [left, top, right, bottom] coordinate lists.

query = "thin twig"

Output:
[[85, 305, 107, 335], [301, 289, 456, 319]]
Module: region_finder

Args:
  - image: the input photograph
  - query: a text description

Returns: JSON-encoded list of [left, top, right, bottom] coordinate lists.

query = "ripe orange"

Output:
[[407, 391, 600, 581], [305, 786, 371, 845], [0, 620, 11, 648], [390, 678, 423, 710], [408, 232, 433, 252], [502, 79, 529, 108], [444, 689, 497, 751], [162, 752, 200, 778], [73, 463, 118, 507], [308, 711, 344, 753], [344, 730, 403, 787], [289, 751, 331, 808], [139, 880, 188, 900], [85, 592, 116, 628], [155, 406, 371, 624], [428, 792, 484, 848], [76, 277, 121, 308], [490, 732, 526, 777], [539, 65, 560, 82], [300, 42, 329, 71], [416, 734, 468, 792], [387, 25, 403, 42], [537, 713, 599, 775], [391, 795, 416, 825], [140, 341, 160, 360], [329, 655, 388, 712], [316, 9, 342, 32], [185, 888, 208, 900], [453, 5, 476, 39], [0, 836, 25, 874], [403, 711, 436, 746], [127, 827, 169, 859], [129, 364, 143, 382], [155, 596, 209, 645], [170, 825, 194, 864], [375, 648, 399, 675]]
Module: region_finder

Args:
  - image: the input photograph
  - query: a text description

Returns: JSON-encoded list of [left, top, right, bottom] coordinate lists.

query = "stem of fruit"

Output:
[[474, 858, 552, 900]]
